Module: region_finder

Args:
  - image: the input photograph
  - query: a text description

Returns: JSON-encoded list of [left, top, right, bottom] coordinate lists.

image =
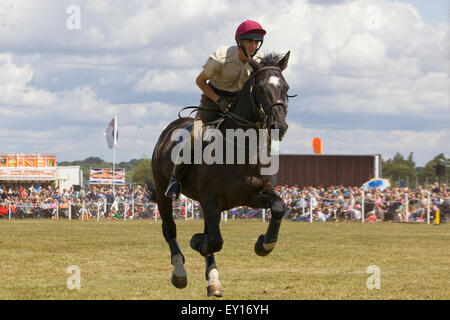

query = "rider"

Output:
[[165, 20, 266, 200]]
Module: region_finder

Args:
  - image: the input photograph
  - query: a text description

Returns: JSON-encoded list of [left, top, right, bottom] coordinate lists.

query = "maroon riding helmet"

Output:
[[235, 20, 266, 57]]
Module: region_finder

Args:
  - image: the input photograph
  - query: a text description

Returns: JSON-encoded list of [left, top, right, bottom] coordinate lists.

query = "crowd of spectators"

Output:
[[276, 182, 449, 223], [0, 182, 448, 223], [0, 184, 158, 220], [223, 183, 449, 223]]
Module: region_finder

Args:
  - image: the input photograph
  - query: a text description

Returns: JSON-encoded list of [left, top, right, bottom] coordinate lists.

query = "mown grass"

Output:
[[0, 219, 448, 300]]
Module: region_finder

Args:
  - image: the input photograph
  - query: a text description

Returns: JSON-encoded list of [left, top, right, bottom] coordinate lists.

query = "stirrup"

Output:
[[165, 178, 181, 200]]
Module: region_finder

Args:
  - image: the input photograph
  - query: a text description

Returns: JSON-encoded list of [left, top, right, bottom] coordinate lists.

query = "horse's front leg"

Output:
[[255, 195, 285, 256], [248, 188, 285, 257]]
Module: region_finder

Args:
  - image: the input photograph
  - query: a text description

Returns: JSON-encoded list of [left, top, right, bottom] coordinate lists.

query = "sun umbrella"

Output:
[[362, 178, 390, 192]]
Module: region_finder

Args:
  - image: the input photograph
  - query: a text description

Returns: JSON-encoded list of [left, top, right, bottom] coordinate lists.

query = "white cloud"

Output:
[[0, 53, 56, 107], [134, 69, 199, 93], [0, 52, 184, 161], [0, 53, 33, 85]]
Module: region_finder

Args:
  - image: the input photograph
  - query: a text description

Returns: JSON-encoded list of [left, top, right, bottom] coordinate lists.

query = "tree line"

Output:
[[382, 153, 449, 188], [58, 156, 153, 186]]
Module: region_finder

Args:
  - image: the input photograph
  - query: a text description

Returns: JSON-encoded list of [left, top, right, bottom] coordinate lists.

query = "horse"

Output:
[[149, 51, 291, 297]]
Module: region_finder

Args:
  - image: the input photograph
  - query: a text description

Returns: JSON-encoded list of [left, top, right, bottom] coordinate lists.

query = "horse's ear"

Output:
[[278, 51, 290, 71], [248, 56, 261, 71]]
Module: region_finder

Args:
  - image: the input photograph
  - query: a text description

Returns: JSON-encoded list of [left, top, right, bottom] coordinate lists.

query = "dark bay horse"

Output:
[[150, 51, 291, 297]]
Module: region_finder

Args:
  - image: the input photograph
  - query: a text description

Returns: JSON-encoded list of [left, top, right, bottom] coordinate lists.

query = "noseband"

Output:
[[249, 66, 288, 127]]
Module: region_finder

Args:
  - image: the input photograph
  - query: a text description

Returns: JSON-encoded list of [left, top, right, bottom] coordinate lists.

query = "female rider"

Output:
[[165, 20, 266, 200]]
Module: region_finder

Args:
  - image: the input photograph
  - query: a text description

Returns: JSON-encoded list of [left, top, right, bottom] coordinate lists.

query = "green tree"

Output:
[[382, 152, 416, 186], [130, 159, 153, 186], [417, 153, 449, 186]]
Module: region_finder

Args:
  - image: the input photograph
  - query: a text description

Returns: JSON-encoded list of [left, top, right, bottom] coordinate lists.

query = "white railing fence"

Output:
[[1, 192, 448, 224]]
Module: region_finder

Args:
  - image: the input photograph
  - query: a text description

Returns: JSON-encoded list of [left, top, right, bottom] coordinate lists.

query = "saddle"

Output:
[[175, 118, 225, 147]]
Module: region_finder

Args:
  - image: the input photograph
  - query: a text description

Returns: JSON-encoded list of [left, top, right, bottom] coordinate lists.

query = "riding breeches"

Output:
[[174, 94, 233, 169], [191, 94, 233, 150]]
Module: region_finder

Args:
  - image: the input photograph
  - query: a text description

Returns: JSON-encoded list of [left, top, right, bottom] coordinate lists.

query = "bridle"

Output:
[[249, 66, 289, 125], [226, 66, 290, 129]]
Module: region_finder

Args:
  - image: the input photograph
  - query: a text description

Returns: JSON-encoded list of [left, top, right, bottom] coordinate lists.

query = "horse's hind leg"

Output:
[[190, 194, 223, 297], [205, 254, 222, 297], [157, 193, 187, 289]]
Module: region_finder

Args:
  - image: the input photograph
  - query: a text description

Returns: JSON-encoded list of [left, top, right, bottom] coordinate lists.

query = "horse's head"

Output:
[[248, 51, 290, 141]]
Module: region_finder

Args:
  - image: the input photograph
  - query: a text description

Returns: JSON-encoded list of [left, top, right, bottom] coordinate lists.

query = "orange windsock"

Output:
[[312, 137, 323, 154]]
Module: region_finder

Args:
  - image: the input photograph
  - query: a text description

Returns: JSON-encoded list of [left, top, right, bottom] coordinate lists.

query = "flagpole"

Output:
[[113, 112, 117, 196]]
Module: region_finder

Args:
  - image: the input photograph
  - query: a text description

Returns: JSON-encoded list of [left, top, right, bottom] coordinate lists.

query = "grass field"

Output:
[[0, 219, 448, 300]]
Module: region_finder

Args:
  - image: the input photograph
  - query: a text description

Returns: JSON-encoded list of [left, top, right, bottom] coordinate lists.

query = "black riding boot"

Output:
[[165, 128, 195, 200], [165, 119, 202, 199], [165, 162, 190, 200]]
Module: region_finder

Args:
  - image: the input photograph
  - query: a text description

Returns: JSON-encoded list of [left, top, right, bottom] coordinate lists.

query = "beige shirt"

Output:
[[202, 45, 263, 93]]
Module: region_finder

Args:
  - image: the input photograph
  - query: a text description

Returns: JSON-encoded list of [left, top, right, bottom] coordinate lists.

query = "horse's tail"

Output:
[[145, 181, 157, 202]]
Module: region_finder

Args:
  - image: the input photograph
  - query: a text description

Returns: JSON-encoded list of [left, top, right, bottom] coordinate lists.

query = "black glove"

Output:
[[217, 98, 231, 113]]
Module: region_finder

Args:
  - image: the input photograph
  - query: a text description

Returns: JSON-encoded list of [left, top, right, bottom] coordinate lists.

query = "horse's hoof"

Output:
[[207, 284, 223, 297], [254, 234, 275, 257], [171, 274, 187, 289], [171, 253, 187, 289]]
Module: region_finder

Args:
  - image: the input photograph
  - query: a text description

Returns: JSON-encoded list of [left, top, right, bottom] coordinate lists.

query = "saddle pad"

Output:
[[176, 124, 193, 145]]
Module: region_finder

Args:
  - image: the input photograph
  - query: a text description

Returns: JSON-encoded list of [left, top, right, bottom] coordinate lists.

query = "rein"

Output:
[[178, 105, 266, 129]]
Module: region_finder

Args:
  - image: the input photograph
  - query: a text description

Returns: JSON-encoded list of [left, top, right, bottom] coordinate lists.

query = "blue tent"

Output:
[[362, 178, 390, 191]]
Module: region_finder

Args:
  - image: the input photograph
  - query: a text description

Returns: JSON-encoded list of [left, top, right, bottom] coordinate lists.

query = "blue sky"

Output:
[[0, 0, 448, 167], [400, 0, 449, 22]]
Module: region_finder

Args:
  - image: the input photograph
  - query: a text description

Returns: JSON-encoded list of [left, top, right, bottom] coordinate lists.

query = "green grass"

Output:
[[0, 219, 449, 300]]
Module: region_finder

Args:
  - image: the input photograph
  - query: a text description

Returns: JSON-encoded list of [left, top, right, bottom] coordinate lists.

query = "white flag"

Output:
[[104, 114, 118, 149]]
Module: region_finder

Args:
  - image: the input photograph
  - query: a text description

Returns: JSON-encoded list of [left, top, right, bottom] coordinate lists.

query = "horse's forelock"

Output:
[[260, 52, 285, 67]]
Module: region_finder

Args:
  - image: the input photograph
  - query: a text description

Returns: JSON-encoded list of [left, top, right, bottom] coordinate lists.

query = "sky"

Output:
[[0, 0, 448, 166]]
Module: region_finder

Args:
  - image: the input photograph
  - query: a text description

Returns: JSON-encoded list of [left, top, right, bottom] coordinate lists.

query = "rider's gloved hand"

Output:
[[216, 98, 231, 113]]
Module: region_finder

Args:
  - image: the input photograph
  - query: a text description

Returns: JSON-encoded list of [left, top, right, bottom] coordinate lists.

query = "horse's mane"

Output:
[[260, 52, 284, 67]]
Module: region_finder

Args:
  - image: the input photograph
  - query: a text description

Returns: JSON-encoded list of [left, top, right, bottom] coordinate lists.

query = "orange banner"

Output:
[[24, 155, 36, 167], [47, 155, 56, 168], [17, 156, 24, 167], [0, 154, 57, 169], [0, 155, 6, 167], [0, 168, 56, 181], [7, 155, 17, 167], [36, 154, 46, 168]]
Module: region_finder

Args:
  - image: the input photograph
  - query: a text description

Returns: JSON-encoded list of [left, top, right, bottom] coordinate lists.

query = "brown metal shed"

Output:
[[272, 154, 381, 187]]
